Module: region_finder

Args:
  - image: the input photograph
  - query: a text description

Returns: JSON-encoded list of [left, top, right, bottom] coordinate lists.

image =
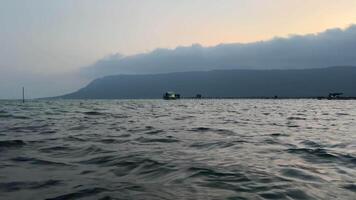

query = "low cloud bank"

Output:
[[83, 25, 356, 78]]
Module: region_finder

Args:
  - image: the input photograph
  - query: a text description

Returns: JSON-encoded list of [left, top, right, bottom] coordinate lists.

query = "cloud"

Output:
[[2, 25, 356, 99], [82, 25, 356, 78]]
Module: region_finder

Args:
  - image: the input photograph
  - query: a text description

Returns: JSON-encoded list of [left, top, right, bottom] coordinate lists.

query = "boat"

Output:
[[328, 92, 343, 100], [163, 92, 180, 100]]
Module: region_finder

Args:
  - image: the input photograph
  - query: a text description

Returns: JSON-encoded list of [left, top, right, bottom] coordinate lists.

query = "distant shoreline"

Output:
[[54, 66, 356, 100], [17, 96, 356, 101], [181, 97, 356, 100]]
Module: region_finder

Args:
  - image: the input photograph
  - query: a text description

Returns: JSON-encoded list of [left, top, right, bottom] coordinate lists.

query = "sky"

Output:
[[84, 24, 356, 77], [1, 0, 356, 99]]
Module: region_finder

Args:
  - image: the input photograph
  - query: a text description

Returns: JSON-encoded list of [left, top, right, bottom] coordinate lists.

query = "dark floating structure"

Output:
[[328, 92, 343, 99], [163, 92, 180, 100], [327, 92, 356, 100], [317, 92, 356, 100], [196, 94, 202, 99], [163, 92, 205, 100]]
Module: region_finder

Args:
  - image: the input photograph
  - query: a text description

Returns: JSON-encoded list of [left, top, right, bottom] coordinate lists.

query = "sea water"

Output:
[[0, 100, 355, 199]]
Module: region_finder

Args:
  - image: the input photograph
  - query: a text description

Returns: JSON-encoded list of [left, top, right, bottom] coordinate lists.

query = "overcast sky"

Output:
[[84, 25, 356, 77], [1, 0, 356, 99]]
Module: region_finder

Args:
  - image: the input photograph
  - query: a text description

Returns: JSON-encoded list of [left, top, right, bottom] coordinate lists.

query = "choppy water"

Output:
[[0, 100, 355, 200]]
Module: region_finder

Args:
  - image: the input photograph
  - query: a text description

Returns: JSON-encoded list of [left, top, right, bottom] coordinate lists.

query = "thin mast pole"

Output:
[[22, 87, 25, 103]]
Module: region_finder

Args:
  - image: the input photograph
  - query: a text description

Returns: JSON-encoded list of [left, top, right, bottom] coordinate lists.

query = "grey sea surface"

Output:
[[0, 99, 355, 200]]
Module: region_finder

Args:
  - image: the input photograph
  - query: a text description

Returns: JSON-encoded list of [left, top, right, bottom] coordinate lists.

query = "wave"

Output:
[[83, 111, 105, 116], [189, 127, 237, 136], [46, 187, 109, 200], [135, 136, 180, 143], [11, 156, 72, 167], [286, 148, 356, 167], [0, 140, 26, 148], [0, 180, 62, 192], [0, 99, 355, 199]]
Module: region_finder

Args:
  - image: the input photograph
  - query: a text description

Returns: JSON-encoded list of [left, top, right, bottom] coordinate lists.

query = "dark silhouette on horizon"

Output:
[[57, 66, 356, 99]]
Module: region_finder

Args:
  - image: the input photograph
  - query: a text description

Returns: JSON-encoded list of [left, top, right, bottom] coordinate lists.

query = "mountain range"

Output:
[[57, 66, 356, 99]]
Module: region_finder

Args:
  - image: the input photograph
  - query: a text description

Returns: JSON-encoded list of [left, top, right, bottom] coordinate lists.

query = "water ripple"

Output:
[[0, 99, 355, 199]]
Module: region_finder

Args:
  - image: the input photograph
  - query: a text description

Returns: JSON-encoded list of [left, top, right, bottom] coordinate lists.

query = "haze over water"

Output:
[[0, 100, 355, 199]]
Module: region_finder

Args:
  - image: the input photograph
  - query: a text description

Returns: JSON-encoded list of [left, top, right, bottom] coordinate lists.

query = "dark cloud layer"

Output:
[[83, 25, 356, 78]]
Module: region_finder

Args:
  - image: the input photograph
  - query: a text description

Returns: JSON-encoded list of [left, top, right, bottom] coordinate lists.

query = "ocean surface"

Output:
[[0, 99, 355, 200]]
